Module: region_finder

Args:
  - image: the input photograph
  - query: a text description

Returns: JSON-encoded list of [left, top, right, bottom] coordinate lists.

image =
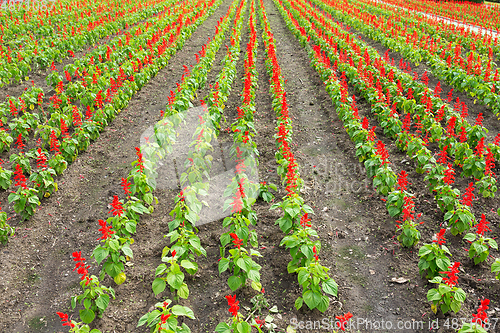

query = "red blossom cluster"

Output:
[[474, 214, 491, 236], [229, 233, 243, 249], [13, 163, 27, 189], [109, 195, 124, 217], [225, 295, 239, 317], [97, 219, 114, 241], [135, 147, 144, 172], [433, 229, 447, 245], [440, 262, 460, 287], [36, 148, 48, 169], [461, 183, 475, 207], [72, 251, 91, 285], [396, 170, 410, 191], [472, 299, 490, 327]]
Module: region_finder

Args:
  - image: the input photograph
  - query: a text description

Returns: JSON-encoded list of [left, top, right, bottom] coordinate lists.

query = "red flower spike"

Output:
[[461, 183, 475, 207], [433, 229, 447, 245], [397, 170, 410, 191], [109, 195, 124, 217], [97, 219, 114, 241], [300, 213, 312, 228], [13, 163, 27, 189], [229, 233, 243, 249], [336, 312, 353, 331], [121, 177, 131, 196], [225, 295, 239, 317], [440, 262, 460, 287], [56, 312, 75, 328], [474, 214, 491, 236]]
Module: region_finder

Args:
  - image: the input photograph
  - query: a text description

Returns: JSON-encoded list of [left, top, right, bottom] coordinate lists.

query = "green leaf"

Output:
[[177, 283, 189, 299], [215, 322, 231, 333], [171, 304, 195, 319], [294, 297, 303, 310], [95, 294, 110, 312], [92, 246, 109, 265], [303, 290, 321, 310], [322, 278, 338, 296], [316, 295, 330, 313], [228, 275, 242, 291], [167, 271, 184, 289], [180, 260, 197, 271], [152, 278, 166, 296], [427, 288, 441, 301], [79, 308, 95, 324], [218, 258, 230, 273]]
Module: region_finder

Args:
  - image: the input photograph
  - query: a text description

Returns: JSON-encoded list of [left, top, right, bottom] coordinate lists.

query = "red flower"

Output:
[[109, 195, 124, 217], [440, 262, 460, 287], [472, 299, 490, 327], [13, 163, 27, 189], [50, 130, 61, 155], [437, 145, 449, 164], [56, 312, 75, 328], [160, 313, 171, 324], [474, 214, 491, 236], [72, 251, 90, 284], [443, 164, 455, 185], [433, 229, 446, 245], [396, 170, 410, 191], [254, 316, 265, 328], [171, 250, 176, 258], [97, 219, 115, 241], [121, 177, 131, 196], [15, 133, 25, 151], [475, 137, 485, 157], [229, 233, 242, 249], [375, 140, 389, 166], [135, 147, 144, 172], [336, 312, 353, 331], [300, 213, 311, 228], [461, 183, 475, 207], [36, 148, 48, 169], [225, 294, 239, 317], [475, 113, 484, 127]]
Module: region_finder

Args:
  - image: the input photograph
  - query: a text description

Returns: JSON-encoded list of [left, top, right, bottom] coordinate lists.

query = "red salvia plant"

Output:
[[472, 299, 490, 327], [459, 126, 468, 143], [440, 262, 460, 287], [60, 119, 70, 138], [361, 117, 369, 130], [475, 137, 485, 156], [461, 102, 468, 119], [397, 170, 410, 191], [229, 233, 243, 249], [475, 113, 484, 127], [50, 130, 61, 155], [402, 113, 411, 132], [109, 195, 124, 217], [437, 145, 449, 164], [15, 133, 24, 151], [335, 312, 353, 331], [135, 147, 144, 172], [72, 106, 82, 127], [72, 251, 91, 285], [433, 229, 447, 245], [375, 140, 389, 166], [461, 183, 476, 207], [225, 294, 239, 317], [474, 214, 491, 236], [446, 116, 456, 137], [121, 177, 131, 196], [485, 148, 495, 176], [447, 88, 454, 103], [56, 312, 75, 328], [313, 245, 319, 261], [434, 81, 442, 97], [436, 105, 445, 122], [421, 71, 429, 86], [13, 163, 27, 189], [97, 219, 115, 241], [443, 164, 455, 185], [300, 213, 311, 228], [36, 148, 48, 169], [230, 190, 243, 213]]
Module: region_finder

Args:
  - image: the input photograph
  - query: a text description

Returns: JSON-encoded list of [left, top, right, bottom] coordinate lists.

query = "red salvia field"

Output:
[[0, 0, 499, 331]]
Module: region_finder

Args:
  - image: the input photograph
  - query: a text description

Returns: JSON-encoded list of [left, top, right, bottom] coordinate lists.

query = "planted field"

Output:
[[0, 0, 499, 332]]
